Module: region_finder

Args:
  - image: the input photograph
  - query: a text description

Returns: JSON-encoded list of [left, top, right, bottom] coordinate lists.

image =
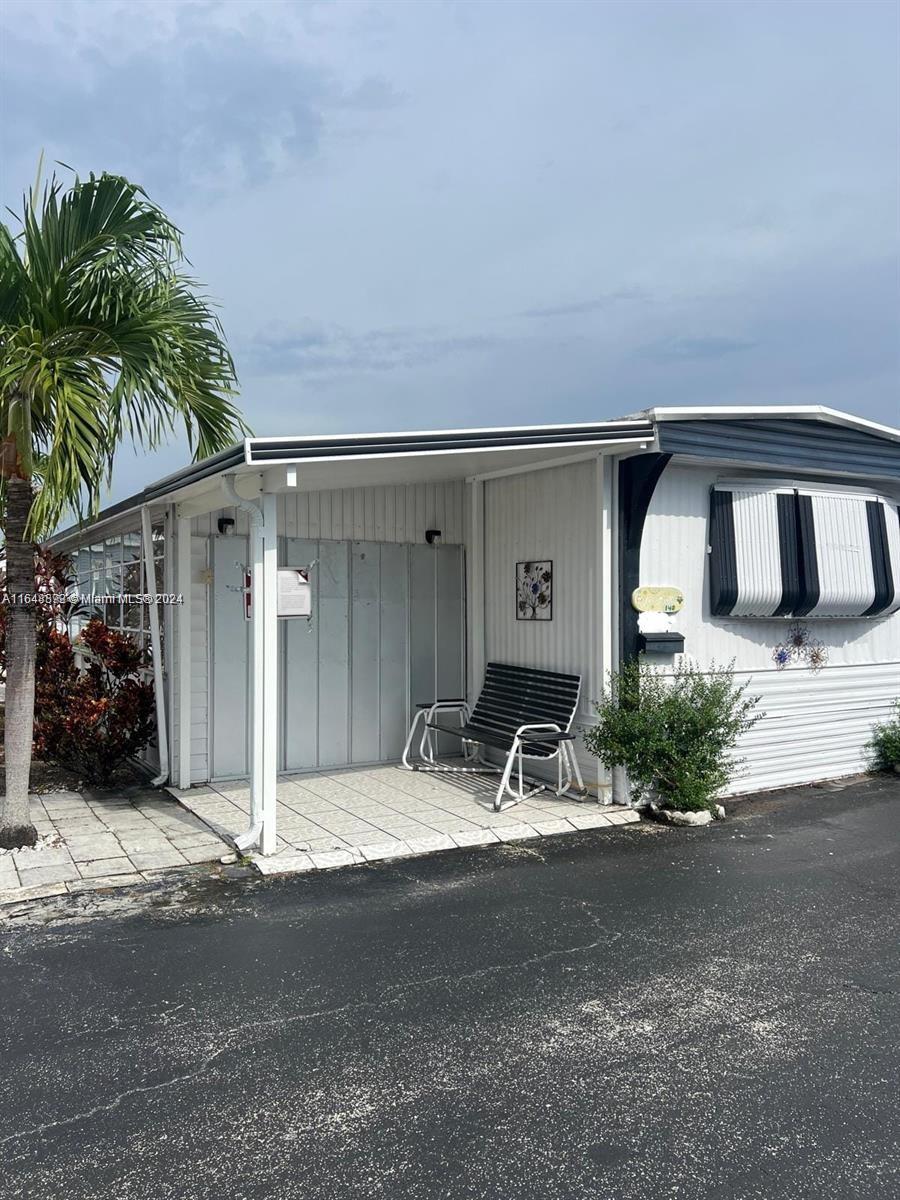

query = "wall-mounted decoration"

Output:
[[772, 624, 828, 673], [632, 586, 684, 614], [516, 560, 552, 621]]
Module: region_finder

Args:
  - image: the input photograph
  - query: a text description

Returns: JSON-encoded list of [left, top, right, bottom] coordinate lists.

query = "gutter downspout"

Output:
[[221, 474, 265, 852], [141, 505, 169, 786]]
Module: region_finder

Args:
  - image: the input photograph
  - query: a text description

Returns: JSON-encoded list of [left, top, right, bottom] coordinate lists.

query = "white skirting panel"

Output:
[[726, 661, 899, 795]]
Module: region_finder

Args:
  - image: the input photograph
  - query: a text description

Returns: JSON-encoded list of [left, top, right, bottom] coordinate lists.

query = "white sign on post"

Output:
[[277, 568, 312, 619]]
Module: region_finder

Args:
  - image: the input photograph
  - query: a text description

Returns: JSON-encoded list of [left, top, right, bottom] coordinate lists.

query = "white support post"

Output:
[[141, 506, 169, 784], [596, 454, 616, 800], [598, 455, 614, 687], [163, 506, 176, 773], [260, 492, 279, 856], [467, 479, 485, 704], [607, 455, 630, 807], [249, 518, 265, 834], [176, 516, 193, 790]]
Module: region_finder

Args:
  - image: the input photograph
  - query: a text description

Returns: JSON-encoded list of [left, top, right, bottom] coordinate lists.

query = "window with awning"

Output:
[[709, 484, 900, 619]]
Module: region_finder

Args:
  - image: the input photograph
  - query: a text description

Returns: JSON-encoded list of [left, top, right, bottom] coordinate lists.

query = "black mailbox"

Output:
[[638, 631, 685, 654]]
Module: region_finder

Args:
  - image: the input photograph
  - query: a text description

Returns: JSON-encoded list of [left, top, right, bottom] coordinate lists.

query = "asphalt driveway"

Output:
[[1, 775, 898, 1200]]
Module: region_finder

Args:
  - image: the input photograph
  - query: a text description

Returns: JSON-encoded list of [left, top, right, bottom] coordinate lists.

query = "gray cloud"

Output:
[[520, 289, 649, 319], [0, 10, 399, 200], [637, 336, 758, 364], [240, 323, 504, 377]]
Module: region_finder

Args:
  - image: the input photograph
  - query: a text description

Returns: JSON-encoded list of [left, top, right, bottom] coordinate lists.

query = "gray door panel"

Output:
[[408, 544, 437, 713], [436, 543, 465, 702], [281, 538, 319, 772], [211, 536, 250, 778], [316, 540, 350, 767], [350, 542, 381, 764], [379, 543, 409, 759], [211, 538, 463, 778]]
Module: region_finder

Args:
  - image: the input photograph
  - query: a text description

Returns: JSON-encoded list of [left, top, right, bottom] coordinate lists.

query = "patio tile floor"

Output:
[[170, 763, 640, 876], [0, 789, 233, 905]]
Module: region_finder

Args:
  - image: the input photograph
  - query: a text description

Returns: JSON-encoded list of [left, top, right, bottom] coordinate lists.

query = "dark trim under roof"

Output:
[[245, 420, 654, 464]]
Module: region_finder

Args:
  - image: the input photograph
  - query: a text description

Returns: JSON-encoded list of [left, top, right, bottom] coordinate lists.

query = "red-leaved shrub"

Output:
[[33, 619, 156, 786]]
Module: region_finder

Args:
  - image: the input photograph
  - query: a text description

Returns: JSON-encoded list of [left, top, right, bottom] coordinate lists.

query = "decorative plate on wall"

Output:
[[516, 560, 552, 621]]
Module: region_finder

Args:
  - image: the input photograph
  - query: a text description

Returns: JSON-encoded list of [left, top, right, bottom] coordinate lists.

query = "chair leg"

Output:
[[494, 740, 520, 812], [561, 742, 587, 797], [402, 710, 427, 769]]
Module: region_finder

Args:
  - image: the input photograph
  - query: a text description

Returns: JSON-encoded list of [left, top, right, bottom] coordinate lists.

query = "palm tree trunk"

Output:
[[0, 477, 38, 848]]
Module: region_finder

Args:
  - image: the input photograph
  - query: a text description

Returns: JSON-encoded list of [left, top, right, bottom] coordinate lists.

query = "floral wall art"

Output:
[[516, 560, 552, 621], [772, 624, 829, 673]]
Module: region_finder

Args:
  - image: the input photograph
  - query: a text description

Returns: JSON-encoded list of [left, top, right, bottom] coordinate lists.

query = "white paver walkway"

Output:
[[0, 789, 232, 904], [170, 764, 639, 875]]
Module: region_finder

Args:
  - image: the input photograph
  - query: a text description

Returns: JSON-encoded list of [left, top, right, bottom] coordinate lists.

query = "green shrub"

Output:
[[866, 701, 900, 772], [583, 660, 761, 812]]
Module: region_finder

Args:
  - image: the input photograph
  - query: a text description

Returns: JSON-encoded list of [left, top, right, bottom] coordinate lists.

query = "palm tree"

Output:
[[0, 168, 246, 848]]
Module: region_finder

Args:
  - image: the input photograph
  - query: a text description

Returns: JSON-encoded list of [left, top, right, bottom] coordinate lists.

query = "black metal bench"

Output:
[[401, 661, 587, 811]]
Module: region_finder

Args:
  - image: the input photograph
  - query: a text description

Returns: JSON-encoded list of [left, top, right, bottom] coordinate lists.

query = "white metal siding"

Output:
[[641, 464, 900, 791], [728, 663, 899, 794], [192, 481, 465, 544], [482, 460, 605, 788], [171, 535, 209, 785]]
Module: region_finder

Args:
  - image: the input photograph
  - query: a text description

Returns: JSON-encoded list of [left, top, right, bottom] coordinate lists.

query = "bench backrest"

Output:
[[469, 661, 582, 751]]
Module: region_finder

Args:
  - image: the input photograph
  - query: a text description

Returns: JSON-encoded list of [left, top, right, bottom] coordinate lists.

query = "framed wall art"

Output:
[[516, 560, 552, 621]]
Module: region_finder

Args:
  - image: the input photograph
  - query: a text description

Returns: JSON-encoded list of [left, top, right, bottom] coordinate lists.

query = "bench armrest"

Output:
[[520, 730, 574, 744], [415, 698, 467, 709]]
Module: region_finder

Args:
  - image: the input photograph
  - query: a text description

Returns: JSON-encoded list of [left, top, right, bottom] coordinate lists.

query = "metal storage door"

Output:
[[210, 536, 250, 779], [210, 538, 465, 779]]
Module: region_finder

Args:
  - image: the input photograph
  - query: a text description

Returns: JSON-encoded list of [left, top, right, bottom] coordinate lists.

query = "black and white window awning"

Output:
[[709, 484, 900, 619]]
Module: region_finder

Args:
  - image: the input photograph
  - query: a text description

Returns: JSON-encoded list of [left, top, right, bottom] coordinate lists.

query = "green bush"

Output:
[[583, 660, 761, 812], [866, 701, 900, 772]]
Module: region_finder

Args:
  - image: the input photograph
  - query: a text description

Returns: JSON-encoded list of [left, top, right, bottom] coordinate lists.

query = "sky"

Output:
[[1, 0, 899, 505]]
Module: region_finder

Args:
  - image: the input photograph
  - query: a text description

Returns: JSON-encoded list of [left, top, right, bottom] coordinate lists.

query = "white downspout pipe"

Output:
[[141, 505, 169, 786], [221, 474, 265, 852]]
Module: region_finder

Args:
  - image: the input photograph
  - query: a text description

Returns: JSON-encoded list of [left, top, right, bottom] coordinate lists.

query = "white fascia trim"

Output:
[[246, 434, 651, 469], [245, 419, 639, 446], [647, 405, 900, 443]]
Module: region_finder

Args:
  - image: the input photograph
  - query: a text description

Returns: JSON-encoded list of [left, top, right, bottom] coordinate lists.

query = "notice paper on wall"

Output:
[[277, 568, 312, 618]]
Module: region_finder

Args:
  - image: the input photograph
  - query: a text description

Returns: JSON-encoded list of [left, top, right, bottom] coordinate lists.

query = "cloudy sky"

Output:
[[1, 0, 898, 503]]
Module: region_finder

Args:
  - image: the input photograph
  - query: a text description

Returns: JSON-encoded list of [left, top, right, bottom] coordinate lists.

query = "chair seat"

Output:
[[427, 720, 561, 758]]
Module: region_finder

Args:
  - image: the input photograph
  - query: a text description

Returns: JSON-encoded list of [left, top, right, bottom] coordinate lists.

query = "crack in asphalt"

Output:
[[0, 925, 626, 1150]]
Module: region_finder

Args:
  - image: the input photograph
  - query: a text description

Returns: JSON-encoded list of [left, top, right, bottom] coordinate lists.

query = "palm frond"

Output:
[[0, 166, 247, 537]]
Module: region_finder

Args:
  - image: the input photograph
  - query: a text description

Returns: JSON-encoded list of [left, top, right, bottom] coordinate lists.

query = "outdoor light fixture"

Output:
[[425, 529, 442, 545], [218, 517, 236, 536]]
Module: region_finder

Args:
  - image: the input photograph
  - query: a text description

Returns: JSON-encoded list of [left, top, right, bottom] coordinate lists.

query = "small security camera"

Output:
[[425, 529, 442, 545], [218, 517, 236, 536]]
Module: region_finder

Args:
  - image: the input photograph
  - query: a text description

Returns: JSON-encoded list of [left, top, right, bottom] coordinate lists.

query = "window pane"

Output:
[[123, 561, 142, 594], [123, 601, 142, 630]]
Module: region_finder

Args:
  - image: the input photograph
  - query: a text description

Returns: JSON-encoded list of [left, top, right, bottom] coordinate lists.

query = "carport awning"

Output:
[[52, 418, 653, 544], [197, 419, 652, 504]]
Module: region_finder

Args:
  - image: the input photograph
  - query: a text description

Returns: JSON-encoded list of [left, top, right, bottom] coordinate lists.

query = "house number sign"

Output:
[[632, 586, 684, 615]]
